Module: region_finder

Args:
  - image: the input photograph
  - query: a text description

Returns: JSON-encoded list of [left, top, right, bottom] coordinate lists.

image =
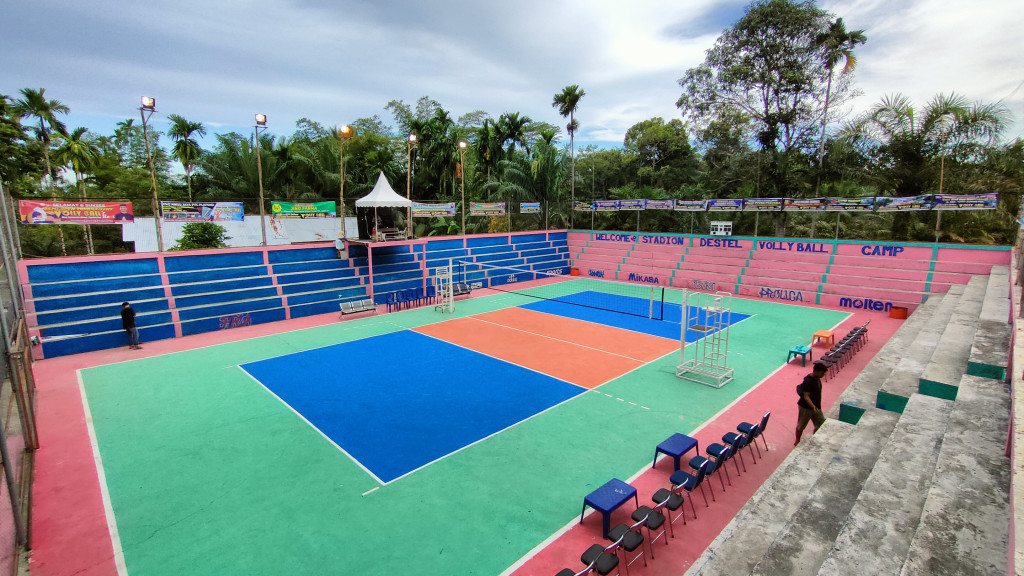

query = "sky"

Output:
[[3, 0, 1023, 153]]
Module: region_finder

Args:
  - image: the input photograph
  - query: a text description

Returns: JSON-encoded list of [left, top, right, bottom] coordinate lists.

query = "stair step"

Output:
[[749, 408, 900, 576], [919, 275, 987, 399], [900, 374, 1011, 576], [818, 394, 953, 575], [685, 419, 856, 576]]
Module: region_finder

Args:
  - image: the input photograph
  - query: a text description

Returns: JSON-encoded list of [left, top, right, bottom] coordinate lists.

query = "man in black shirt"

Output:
[[121, 302, 141, 350], [795, 362, 827, 445]]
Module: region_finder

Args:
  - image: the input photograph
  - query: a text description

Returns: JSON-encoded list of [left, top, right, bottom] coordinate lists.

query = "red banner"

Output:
[[19, 200, 135, 224]]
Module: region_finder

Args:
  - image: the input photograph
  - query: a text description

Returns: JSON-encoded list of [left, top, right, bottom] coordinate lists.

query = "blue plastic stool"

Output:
[[787, 345, 811, 366]]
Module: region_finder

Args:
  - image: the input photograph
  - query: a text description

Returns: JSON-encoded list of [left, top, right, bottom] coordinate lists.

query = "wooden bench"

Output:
[[339, 298, 376, 317]]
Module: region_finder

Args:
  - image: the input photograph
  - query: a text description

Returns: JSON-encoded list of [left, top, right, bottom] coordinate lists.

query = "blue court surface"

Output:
[[522, 293, 751, 340], [239, 330, 584, 483]]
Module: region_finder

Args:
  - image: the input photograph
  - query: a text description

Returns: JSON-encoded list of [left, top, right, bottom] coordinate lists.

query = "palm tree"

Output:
[[552, 85, 585, 227], [812, 19, 866, 196], [496, 112, 533, 155], [53, 127, 100, 253], [167, 114, 206, 200], [13, 88, 70, 254]]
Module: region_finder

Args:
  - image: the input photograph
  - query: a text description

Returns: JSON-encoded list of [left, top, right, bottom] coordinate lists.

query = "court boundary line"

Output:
[[78, 370, 129, 576], [236, 335, 592, 487], [464, 314, 657, 363], [236, 365, 388, 486]]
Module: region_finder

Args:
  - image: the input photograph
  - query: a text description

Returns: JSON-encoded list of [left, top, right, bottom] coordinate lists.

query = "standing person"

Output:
[[795, 362, 827, 445], [335, 231, 347, 259], [121, 302, 141, 350]]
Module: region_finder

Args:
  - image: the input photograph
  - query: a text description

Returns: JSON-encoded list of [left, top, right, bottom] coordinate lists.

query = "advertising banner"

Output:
[[412, 202, 457, 217], [19, 200, 135, 224], [573, 201, 595, 212], [618, 199, 645, 211], [674, 199, 708, 212], [595, 200, 620, 212], [469, 202, 506, 216], [707, 198, 743, 211], [825, 197, 877, 212], [270, 201, 336, 218], [161, 201, 244, 221], [783, 198, 828, 211], [520, 202, 541, 214], [873, 195, 934, 212], [932, 193, 998, 210], [644, 199, 674, 210], [742, 198, 784, 212]]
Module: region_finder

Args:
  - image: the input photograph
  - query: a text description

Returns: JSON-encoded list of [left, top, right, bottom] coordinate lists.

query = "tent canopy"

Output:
[[354, 172, 413, 208]]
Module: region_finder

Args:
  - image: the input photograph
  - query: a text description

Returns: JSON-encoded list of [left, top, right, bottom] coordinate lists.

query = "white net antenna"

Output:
[[676, 290, 735, 388]]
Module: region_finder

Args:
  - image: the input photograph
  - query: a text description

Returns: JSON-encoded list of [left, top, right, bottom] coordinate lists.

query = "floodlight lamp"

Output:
[[255, 114, 267, 126], [339, 124, 354, 139], [409, 133, 418, 143], [140, 96, 156, 110], [458, 140, 468, 150]]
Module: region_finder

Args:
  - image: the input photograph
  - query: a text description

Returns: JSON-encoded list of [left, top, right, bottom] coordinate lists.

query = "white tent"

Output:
[[355, 172, 412, 208], [355, 173, 413, 240]]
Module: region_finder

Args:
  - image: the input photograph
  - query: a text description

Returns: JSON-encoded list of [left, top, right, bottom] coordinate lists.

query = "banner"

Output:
[[412, 202, 456, 217], [469, 202, 506, 216], [784, 198, 828, 211], [520, 202, 541, 214], [573, 201, 594, 212], [707, 199, 743, 211], [826, 197, 877, 212], [161, 201, 244, 221], [674, 199, 708, 212], [19, 200, 135, 224], [742, 198, 784, 212], [618, 199, 645, 211], [644, 199, 674, 210], [270, 201, 336, 218], [933, 193, 998, 210], [874, 195, 934, 212], [595, 200, 620, 212]]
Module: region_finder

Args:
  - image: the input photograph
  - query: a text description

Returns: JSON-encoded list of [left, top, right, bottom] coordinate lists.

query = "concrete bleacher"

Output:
[[21, 231, 570, 358], [684, 264, 1012, 576], [569, 232, 1010, 314]]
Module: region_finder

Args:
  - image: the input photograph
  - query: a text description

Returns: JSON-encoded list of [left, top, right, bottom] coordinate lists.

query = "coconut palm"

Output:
[[53, 127, 100, 253], [552, 85, 585, 226], [812, 18, 866, 196], [167, 114, 206, 200], [13, 88, 70, 254]]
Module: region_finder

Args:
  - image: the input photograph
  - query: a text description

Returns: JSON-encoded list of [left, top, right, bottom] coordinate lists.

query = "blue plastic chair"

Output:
[[385, 292, 398, 313], [414, 286, 425, 306], [394, 290, 408, 310], [426, 285, 436, 304], [401, 288, 415, 308]]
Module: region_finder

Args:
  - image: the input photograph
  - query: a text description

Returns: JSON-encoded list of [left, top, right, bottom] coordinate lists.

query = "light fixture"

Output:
[[255, 113, 267, 126], [141, 96, 156, 111], [254, 114, 269, 246]]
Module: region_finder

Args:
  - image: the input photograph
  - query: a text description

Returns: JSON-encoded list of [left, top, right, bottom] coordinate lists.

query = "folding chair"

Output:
[[723, 428, 758, 465], [669, 459, 712, 520], [706, 441, 738, 482], [607, 519, 646, 575], [651, 485, 686, 534], [631, 502, 669, 554], [580, 538, 622, 576], [737, 412, 771, 455], [688, 453, 726, 494]]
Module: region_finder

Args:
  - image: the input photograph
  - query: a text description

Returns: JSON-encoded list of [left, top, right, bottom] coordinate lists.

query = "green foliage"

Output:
[[172, 222, 230, 250]]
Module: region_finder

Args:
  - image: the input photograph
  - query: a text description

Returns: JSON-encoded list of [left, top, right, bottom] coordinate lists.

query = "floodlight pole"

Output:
[[339, 125, 354, 238], [254, 114, 268, 246], [458, 140, 467, 234], [140, 97, 163, 252], [407, 133, 418, 233]]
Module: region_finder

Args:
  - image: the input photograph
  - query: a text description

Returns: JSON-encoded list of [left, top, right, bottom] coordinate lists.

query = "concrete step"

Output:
[[919, 275, 988, 399], [817, 394, 953, 576], [899, 375, 1011, 576], [968, 266, 1012, 380], [831, 295, 941, 424], [749, 408, 900, 576], [877, 285, 964, 413], [685, 419, 856, 576]]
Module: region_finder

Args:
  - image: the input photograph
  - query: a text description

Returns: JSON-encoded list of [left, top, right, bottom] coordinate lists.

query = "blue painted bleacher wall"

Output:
[[20, 231, 569, 359]]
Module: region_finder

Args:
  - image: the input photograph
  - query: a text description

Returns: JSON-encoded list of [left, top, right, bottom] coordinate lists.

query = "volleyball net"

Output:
[[454, 260, 665, 320]]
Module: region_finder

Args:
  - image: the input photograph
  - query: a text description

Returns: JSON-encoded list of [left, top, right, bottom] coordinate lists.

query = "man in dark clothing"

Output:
[[121, 302, 141, 350], [795, 362, 827, 445]]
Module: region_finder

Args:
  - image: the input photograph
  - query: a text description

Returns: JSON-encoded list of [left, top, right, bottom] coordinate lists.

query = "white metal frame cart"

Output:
[[676, 290, 735, 388]]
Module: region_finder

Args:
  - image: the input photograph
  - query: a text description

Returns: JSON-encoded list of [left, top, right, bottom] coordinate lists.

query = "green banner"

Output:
[[270, 201, 336, 218]]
